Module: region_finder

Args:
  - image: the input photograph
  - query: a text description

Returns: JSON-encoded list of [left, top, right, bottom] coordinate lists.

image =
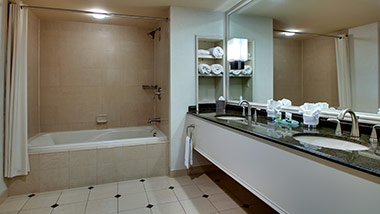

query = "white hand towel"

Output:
[[198, 49, 210, 55], [198, 64, 211, 74], [208, 46, 224, 58], [210, 64, 224, 75], [184, 136, 193, 169]]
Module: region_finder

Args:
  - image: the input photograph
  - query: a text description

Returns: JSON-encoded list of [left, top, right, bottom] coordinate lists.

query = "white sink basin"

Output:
[[293, 135, 369, 151], [215, 115, 246, 121]]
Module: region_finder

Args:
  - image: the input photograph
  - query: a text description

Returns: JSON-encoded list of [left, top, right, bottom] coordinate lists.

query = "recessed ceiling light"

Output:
[[283, 32, 295, 37], [88, 9, 109, 19]]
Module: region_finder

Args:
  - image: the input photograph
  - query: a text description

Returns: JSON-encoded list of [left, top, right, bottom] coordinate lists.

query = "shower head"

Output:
[[147, 27, 161, 39]]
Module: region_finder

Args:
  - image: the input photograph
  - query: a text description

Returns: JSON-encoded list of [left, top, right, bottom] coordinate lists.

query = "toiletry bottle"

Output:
[[285, 112, 292, 121], [276, 111, 282, 120]]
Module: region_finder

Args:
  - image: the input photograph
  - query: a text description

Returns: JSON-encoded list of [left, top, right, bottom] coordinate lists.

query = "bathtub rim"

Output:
[[28, 126, 168, 154]]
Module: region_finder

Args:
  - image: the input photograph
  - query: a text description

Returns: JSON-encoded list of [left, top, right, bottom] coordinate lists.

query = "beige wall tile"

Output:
[[122, 145, 147, 160], [27, 11, 40, 138], [39, 20, 155, 131], [40, 168, 69, 192], [119, 159, 147, 180], [147, 143, 168, 158], [69, 150, 96, 167], [39, 152, 69, 170], [69, 165, 96, 188], [6, 170, 40, 196]]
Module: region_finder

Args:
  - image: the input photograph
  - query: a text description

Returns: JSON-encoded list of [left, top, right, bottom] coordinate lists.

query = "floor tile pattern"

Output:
[[0, 171, 278, 214]]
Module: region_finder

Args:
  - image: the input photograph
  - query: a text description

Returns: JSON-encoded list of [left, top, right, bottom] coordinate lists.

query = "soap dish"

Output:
[[275, 119, 299, 128]]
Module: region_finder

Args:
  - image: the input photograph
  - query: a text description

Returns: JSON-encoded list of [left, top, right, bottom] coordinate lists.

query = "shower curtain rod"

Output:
[[274, 29, 346, 39], [19, 5, 169, 22]]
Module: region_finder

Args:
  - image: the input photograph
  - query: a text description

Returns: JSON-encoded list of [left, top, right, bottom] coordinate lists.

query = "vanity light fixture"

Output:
[[88, 9, 109, 19]]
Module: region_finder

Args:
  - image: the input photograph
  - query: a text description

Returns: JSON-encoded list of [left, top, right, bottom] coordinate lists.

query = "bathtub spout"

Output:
[[148, 118, 161, 124]]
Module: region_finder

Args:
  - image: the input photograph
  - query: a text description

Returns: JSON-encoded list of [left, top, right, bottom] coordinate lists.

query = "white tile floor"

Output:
[[0, 171, 277, 214]]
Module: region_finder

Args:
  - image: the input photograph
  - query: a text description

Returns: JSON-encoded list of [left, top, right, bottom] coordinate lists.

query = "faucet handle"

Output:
[[327, 118, 342, 136]]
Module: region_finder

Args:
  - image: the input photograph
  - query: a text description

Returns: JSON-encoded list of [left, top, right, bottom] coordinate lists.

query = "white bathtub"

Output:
[[28, 126, 167, 154]]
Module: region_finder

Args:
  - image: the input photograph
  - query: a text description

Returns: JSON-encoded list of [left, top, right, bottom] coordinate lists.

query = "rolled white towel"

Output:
[[242, 65, 252, 75], [198, 64, 211, 74], [208, 46, 224, 58], [211, 64, 224, 75], [231, 69, 242, 75], [198, 49, 210, 55]]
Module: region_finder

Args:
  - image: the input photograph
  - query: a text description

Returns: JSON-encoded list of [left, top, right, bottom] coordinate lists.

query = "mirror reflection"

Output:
[[228, 0, 380, 114]]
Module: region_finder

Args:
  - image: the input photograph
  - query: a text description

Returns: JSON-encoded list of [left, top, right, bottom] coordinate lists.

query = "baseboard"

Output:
[[0, 189, 8, 205], [170, 164, 219, 177]]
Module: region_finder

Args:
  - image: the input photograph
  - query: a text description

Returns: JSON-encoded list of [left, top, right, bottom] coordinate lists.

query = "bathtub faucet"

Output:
[[148, 118, 161, 124]]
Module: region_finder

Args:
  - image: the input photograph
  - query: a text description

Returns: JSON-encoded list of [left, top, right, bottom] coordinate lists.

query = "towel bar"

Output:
[[186, 124, 195, 139]]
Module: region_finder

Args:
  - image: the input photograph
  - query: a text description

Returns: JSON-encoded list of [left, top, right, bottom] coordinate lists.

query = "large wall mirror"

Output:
[[227, 0, 380, 114]]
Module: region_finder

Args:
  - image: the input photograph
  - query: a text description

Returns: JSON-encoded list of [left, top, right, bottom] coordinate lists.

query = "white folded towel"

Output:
[[198, 64, 211, 74], [198, 49, 210, 55], [184, 136, 193, 169], [210, 64, 224, 75], [242, 65, 252, 75], [208, 46, 224, 58]]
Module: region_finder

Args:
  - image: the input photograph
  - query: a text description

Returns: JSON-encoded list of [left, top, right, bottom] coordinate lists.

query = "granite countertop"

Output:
[[189, 111, 380, 177]]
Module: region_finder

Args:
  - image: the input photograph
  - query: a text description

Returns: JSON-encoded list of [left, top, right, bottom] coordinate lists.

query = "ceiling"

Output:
[[23, 0, 241, 29], [237, 0, 380, 36]]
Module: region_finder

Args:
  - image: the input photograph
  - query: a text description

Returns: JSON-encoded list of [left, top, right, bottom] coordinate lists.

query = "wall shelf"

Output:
[[199, 74, 223, 77], [198, 55, 223, 60], [196, 36, 226, 111], [229, 74, 252, 78]]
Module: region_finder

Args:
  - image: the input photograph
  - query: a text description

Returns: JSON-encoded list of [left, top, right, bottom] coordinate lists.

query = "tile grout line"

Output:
[[16, 196, 31, 214], [117, 182, 120, 214], [170, 183, 188, 214], [83, 188, 92, 214], [142, 178, 153, 214]]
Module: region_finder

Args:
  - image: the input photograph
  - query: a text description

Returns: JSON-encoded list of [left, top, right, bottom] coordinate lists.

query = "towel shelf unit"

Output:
[[195, 36, 226, 111]]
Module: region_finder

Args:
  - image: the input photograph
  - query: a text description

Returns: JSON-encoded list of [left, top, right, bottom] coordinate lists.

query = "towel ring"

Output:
[[186, 124, 195, 139]]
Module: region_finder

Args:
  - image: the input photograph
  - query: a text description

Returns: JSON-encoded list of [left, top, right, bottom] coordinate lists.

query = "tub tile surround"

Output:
[[6, 143, 169, 196], [0, 171, 277, 214], [37, 20, 155, 133]]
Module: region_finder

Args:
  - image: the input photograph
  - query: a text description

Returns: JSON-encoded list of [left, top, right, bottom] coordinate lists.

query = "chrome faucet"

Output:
[[148, 118, 161, 124], [239, 100, 252, 117], [337, 108, 360, 139]]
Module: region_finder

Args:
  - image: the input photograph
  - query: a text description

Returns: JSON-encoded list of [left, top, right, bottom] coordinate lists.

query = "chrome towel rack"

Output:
[[186, 124, 195, 139]]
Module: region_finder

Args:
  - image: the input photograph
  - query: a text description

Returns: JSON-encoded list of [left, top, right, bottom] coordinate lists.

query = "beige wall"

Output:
[[274, 38, 303, 105], [303, 36, 338, 106], [274, 37, 339, 107], [39, 20, 155, 132], [154, 16, 170, 137], [28, 11, 40, 138], [0, 0, 8, 200]]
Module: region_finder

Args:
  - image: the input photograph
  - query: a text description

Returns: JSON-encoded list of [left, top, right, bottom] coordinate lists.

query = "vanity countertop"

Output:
[[188, 111, 380, 177]]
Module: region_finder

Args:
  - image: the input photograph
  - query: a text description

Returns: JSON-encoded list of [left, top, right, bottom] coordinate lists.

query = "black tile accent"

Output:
[[140, 179, 146, 182], [114, 194, 121, 198], [202, 194, 209, 198], [28, 194, 35, 198], [214, 179, 221, 182], [88, 186, 94, 190], [242, 204, 250, 208], [169, 186, 174, 190], [146, 204, 154, 209], [51, 203, 59, 208]]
